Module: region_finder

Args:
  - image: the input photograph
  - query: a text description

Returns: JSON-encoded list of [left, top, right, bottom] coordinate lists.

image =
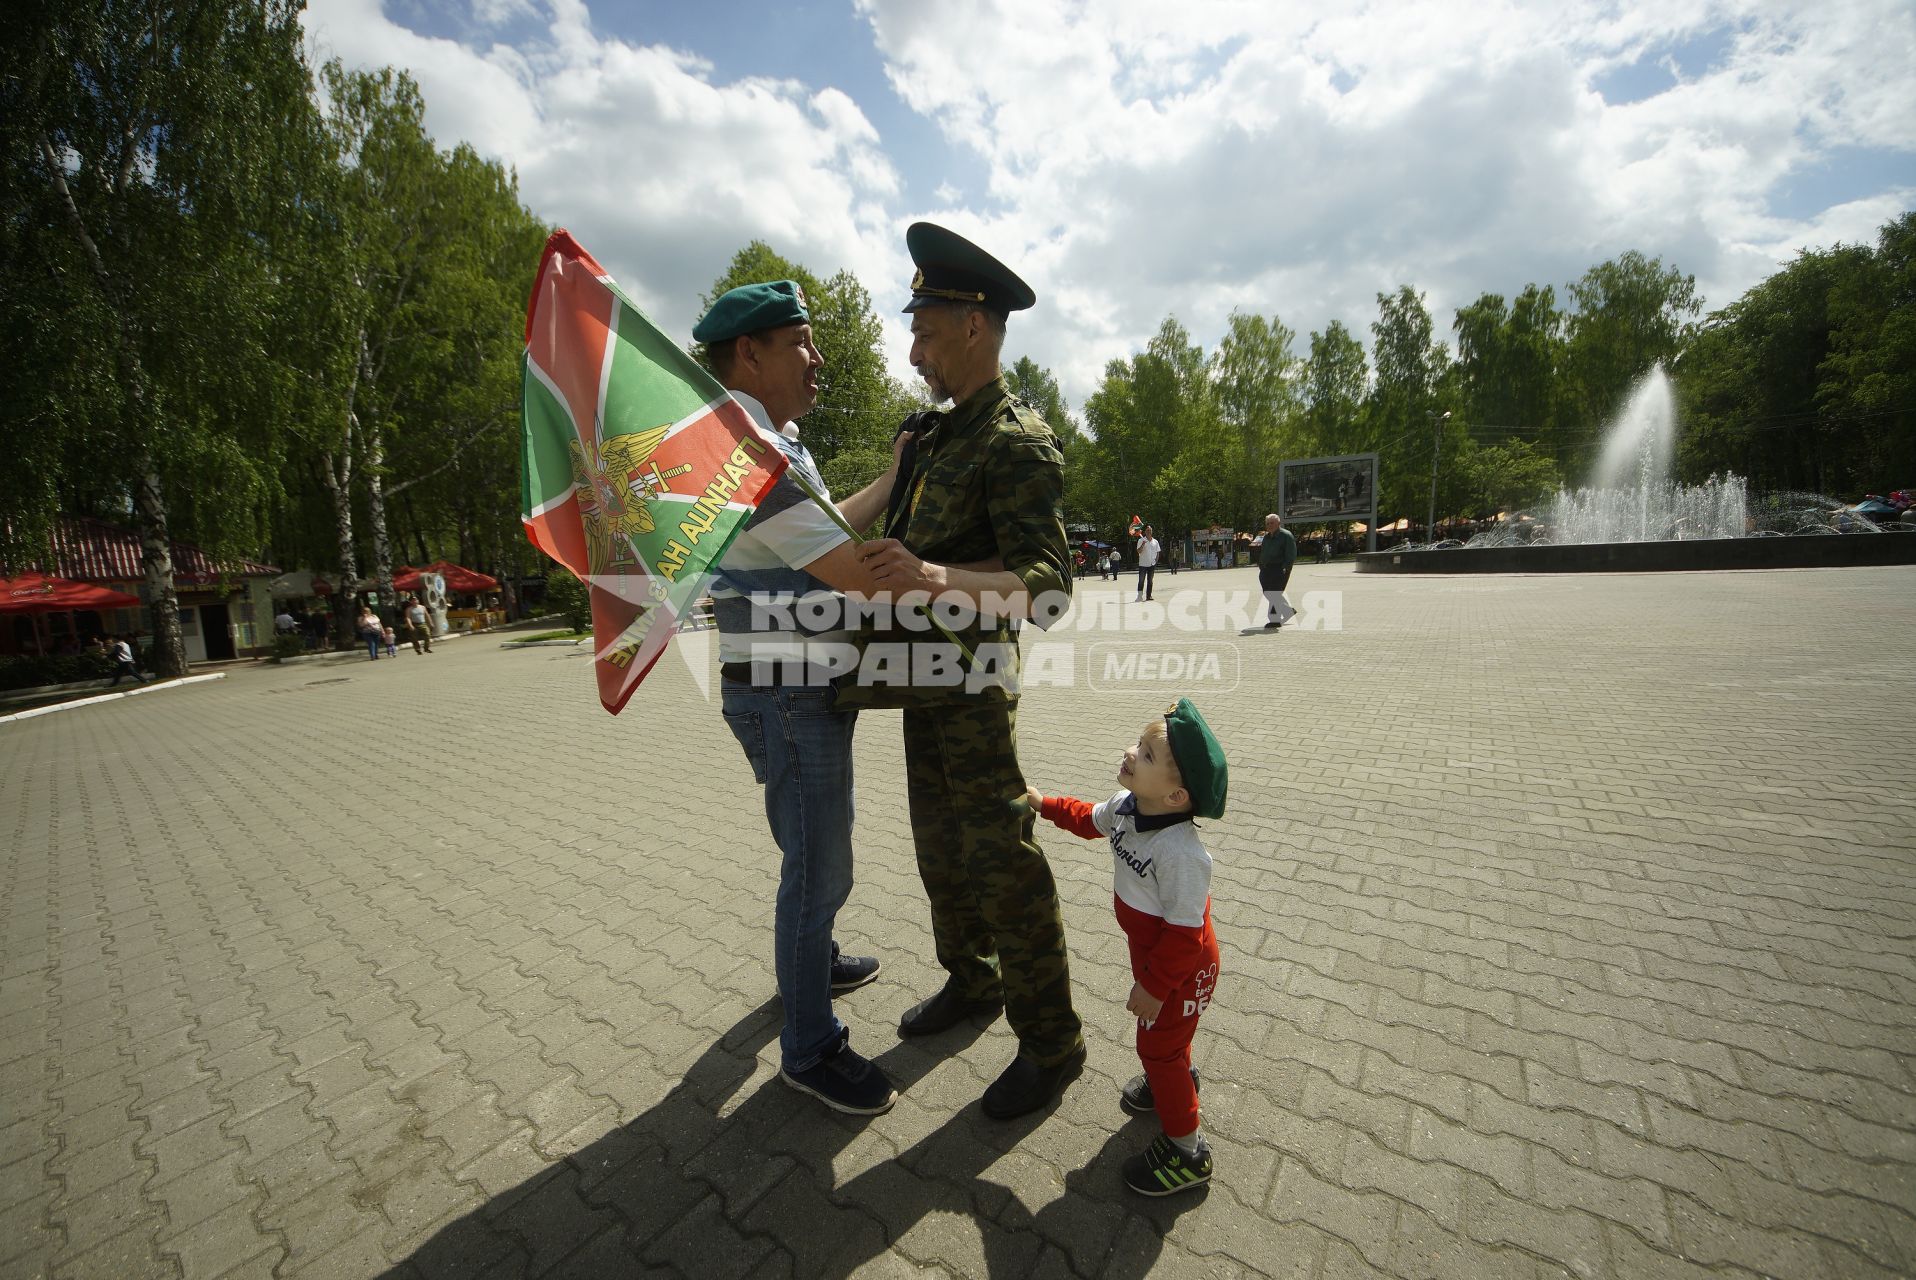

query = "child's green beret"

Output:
[[1165, 696, 1227, 819], [693, 279, 810, 344]]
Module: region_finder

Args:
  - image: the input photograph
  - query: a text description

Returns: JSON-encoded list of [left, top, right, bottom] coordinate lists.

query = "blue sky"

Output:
[[304, 0, 1916, 406]]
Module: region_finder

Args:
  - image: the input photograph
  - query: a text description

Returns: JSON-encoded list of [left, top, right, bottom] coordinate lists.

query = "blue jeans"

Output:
[[721, 682, 857, 1072], [365, 633, 380, 659]]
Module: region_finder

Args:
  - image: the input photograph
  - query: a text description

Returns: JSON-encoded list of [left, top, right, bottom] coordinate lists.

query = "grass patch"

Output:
[[510, 629, 589, 644]]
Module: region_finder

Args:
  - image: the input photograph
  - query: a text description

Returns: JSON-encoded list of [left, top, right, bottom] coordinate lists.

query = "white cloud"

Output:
[[303, 0, 904, 340], [860, 0, 1916, 402], [304, 0, 1916, 410]]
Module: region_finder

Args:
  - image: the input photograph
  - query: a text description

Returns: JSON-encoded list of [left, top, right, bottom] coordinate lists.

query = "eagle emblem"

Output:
[[568, 426, 692, 569]]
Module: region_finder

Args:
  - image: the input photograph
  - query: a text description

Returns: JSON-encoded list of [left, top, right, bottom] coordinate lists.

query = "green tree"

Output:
[[1212, 312, 1302, 527], [1818, 212, 1916, 489], [371, 142, 549, 613], [3, 0, 322, 674], [1302, 321, 1369, 457], [1081, 317, 1227, 547], [1368, 286, 1451, 525], [1457, 439, 1561, 515], [1561, 251, 1700, 474]]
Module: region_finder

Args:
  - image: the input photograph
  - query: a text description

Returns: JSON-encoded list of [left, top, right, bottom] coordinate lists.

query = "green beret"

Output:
[[903, 222, 1036, 316], [693, 279, 810, 344], [1165, 697, 1227, 819]]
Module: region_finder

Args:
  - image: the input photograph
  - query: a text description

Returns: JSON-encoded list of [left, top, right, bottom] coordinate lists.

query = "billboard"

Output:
[[1278, 453, 1377, 525]]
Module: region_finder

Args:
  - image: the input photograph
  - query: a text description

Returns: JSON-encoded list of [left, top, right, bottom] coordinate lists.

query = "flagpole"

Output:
[[776, 465, 979, 665]]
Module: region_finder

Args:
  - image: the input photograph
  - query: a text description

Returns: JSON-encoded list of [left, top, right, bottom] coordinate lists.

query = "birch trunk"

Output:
[[321, 430, 359, 647], [133, 461, 187, 676], [366, 419, 396, 615]]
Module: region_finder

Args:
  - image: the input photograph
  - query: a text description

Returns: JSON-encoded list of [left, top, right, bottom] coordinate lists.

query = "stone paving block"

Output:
[[1264, 1156, 1394, 1270], [229, 1092, 326, 1169], [156, 1198, 273, 1279], [48, 1130, 147, 1204], [48, 1223, 178, 1280], [287, 1224, 395, 1280], [149, 1150, 256, 1240], [0, 1196, 62, 1275], [1339, 1129, 1464, 1232], [1461, 1172, 1610, 1277]]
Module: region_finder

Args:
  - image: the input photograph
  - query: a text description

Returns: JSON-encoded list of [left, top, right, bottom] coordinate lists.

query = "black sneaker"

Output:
[[780, 1044, 897, 1116], [829, 950, 881, 995], [1119, 1067, 1200, 1117], [1122, 1133, 1213, 1196]]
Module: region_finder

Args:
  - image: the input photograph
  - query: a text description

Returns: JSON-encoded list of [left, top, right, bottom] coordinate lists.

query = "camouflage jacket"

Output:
[[836, 373, 1071, 708]]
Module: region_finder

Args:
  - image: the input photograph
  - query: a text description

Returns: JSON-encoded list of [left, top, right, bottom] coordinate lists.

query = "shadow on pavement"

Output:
[[384, 999, 1195, 1277]]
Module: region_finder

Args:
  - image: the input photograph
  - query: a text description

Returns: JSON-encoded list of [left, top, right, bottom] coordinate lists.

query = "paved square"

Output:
[[4, 564, 1914, 1279]]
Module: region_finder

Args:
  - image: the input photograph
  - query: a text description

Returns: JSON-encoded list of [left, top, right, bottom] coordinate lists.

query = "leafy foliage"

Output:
[[543, 567, 590, 634]]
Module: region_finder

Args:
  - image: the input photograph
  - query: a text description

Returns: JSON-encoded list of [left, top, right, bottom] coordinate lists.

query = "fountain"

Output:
[[1357, 365, 1916, 574]]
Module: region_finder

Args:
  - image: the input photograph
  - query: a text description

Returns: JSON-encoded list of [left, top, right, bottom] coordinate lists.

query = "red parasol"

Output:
[[394, 561, 500, 594], [0, 572, 142, 615]]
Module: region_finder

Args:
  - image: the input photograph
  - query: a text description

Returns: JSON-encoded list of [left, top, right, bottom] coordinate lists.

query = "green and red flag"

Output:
[[521, 230, 786, 714]]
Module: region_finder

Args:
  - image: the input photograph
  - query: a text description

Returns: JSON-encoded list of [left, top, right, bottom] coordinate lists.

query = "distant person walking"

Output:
[[356, 605, 384, 661], [108, 635, 148, 686], [404, 595, 433, 654], [1259, 513, 1297, 629], [1135, 524, 1161, 601]]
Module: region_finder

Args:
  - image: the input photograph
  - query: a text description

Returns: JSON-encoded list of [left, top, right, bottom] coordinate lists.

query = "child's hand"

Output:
[[1125, 982, 1164, 1022], [1024, 785, 1044, 811]]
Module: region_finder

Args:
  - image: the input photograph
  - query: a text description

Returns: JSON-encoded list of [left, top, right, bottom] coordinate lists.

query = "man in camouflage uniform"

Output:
[[841, 222, 1084, 1119]]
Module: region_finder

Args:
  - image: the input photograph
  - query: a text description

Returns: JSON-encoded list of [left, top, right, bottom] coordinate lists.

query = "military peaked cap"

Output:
[[902, 222, 1036, 316], [693, 279, 810, 344], [1164, 697, 1228, 820]]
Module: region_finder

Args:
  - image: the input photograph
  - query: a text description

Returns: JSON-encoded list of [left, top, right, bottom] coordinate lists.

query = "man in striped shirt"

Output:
[[696, 280, 907, 1117]]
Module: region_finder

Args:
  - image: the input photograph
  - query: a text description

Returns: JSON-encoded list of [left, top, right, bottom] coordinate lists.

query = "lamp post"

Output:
[[1427, 409, 1451, 545]]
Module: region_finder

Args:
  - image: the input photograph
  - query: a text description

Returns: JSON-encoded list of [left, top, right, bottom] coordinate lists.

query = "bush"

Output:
[[544, 568, 590, 634], [0, 650, 115, 692], [270, 633, 306, 662]]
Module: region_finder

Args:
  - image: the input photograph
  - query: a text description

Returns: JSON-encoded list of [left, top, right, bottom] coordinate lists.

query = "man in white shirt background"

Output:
[[1135, 524, 1161, 602]]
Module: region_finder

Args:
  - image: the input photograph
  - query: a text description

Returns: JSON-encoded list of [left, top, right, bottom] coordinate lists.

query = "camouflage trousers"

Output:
[[902, 702, 1083, 1067]]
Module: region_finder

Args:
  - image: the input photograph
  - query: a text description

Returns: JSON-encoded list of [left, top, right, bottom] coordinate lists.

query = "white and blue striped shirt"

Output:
[[708, 391, 855, 671]]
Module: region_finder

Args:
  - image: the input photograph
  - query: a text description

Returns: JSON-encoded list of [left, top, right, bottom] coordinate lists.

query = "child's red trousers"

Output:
[[1118, 896, 1219, 1138]]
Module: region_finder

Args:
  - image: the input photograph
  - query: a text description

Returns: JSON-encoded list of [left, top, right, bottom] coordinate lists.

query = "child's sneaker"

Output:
[[1122, 1133, 1213, 1196], [780, 1044, 897, 1116], [1118, 1067, 1201, 1116]]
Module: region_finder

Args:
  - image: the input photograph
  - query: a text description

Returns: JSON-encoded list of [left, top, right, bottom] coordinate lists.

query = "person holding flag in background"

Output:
[[1134, 521, 1161, 602], [691, 279, 915, 1116]]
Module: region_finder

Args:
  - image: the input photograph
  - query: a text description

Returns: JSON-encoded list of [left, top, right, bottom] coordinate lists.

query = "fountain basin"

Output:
[[1356, 534, 1916, 574]]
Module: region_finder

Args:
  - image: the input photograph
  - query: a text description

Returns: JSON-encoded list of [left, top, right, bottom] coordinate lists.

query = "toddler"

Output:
[[1028, 696, 1226, 1196]]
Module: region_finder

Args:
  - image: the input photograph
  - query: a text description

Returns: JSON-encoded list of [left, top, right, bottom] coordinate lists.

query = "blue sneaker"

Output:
[[829, 945, 881, 995], [780, 1044, 897, 1116]]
